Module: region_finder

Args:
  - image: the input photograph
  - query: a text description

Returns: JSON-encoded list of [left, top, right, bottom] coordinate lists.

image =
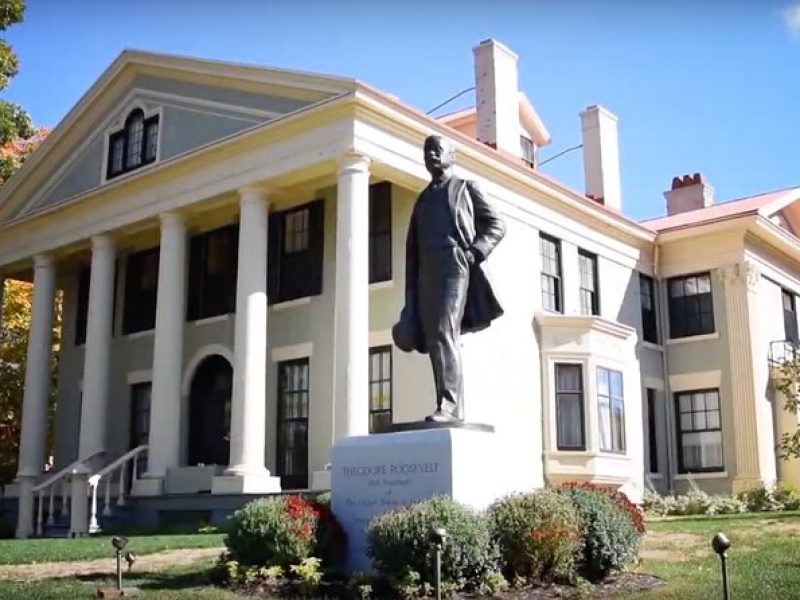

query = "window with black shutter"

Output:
[[369, 182, 392, 283], [122, 247, 159, 334], [107, 109, 159, 180], [187, 224, 238, 321], [668, 272, 714, 339], [277, 358, 310, 489], [783, 289, 798, 343], [540, 234, 563, 313], [268, 199, 325, 303], [578, 249, 599, 316], [369, 346, 392, 433], [639, 274, 658, 344], [646, 388, 659, 473]]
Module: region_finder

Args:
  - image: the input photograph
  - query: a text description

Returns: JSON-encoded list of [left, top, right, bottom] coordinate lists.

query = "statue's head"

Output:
[[423, 135, 454, 176]]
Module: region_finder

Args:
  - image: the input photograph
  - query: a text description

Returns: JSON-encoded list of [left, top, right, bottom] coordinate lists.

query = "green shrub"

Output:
[[487, 490, 581, 583], [367, 496, 498, 593], [559, 487, 641, 582], [774, 484, 800, 510], [559, 482, 645, 533], [707, 495, 747, 515], [738, 483, 800, 512], [224, 495, 325, 567]]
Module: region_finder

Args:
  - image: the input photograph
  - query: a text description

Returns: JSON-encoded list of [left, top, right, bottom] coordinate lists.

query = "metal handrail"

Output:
[[88, 445, 148, 486], [87, 445, 148, 534], [769, 339, 800, 368], [32, 449, 104, 493]]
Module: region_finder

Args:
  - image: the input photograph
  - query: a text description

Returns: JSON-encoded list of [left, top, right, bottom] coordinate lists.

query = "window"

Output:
[[187, 224, 238, 321], [107, 109, 159, 179], [122, 247, 159, 334], [369, 182, 392, 283], [578, 250, 599, 315], [277, 358, 310, 489], [520, 135, 536, 168], [640, 274, 658, 344], [555, 363, 584, 450], [783, 289, 798, 343], [268, 200, 324, 304], [129, 382, 151, 477], [540, 234, 562, 313], [668, 272, 714, 338], [597, 368, 625, 453], [646, 388, 659, 473], [75, 264, 90, 346], [369, 346, 392, 433], [675, 389, 723, 473]]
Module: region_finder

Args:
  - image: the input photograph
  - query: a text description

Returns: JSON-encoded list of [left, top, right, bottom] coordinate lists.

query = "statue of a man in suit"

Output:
[[393, 135, 506, 422]]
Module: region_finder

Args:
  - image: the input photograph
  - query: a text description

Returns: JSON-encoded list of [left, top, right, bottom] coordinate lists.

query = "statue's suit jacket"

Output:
[[393, 176, 506, 353]]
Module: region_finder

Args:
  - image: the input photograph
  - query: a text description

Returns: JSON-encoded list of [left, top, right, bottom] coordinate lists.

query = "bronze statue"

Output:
[[392, 135, 506, 422]]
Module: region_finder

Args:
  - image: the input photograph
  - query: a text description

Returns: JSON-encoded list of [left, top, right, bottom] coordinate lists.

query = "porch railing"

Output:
[[87, 445, 148, 534], [31, 450, 104, 537]]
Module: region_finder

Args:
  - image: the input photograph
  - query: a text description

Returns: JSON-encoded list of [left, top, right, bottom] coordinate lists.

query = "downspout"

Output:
[[654, 240, 675, 493]]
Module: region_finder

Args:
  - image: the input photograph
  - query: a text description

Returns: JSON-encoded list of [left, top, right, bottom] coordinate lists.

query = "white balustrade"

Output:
[[86, 445, 147, 536], [46, 486, 55, 526]]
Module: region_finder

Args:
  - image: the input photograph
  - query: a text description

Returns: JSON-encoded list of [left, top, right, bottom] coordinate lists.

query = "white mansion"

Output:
[[2, 39, 800, 537]]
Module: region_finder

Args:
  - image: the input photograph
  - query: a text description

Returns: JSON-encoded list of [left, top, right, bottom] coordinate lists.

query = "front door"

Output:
[[277, 358, 309, 489], [188, 355, 232, 467]]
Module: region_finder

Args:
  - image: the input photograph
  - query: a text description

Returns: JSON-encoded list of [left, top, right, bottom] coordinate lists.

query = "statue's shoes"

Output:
[[425, 410, 459, 423]]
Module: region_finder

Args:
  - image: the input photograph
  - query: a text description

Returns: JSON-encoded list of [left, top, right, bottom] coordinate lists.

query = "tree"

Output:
[[774, 359, 800, 460], [0, 0, 61, 484]]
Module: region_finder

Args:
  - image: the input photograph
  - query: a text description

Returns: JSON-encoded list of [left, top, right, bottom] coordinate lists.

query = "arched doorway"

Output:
[[188, 355, 232, 467]]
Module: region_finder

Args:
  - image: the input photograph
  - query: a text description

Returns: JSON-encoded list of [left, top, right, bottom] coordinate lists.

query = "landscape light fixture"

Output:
[[711, 532, 731, 600], [429, 526, 448, 600]]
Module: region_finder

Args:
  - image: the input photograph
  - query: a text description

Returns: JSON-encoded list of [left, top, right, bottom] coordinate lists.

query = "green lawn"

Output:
[[0, 533, 224, 565], [620, 511, 800, 599], [0, 563, 239, 599]]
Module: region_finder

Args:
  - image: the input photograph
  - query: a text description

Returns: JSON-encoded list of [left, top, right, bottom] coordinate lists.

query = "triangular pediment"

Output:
[[0, 50, 357, 224]]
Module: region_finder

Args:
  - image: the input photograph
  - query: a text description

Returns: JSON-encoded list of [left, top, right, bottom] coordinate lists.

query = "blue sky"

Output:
[[3, 0, 799, 220]]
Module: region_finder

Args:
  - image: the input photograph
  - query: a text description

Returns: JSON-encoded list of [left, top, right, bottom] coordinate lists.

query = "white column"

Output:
[[143, 213, 186, 490], [334, 153, 371, 438], [15, 254, 56, 538], [213, 186, 280, 494], [78, 235, 115, 460]]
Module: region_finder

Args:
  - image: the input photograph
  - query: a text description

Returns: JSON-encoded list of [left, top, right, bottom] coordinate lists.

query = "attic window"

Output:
[[520, 135, 536, 168], [107, 108, 159, 179]]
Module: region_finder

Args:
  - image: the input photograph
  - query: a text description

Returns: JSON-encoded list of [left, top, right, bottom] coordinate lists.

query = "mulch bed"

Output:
[[459, 573, 666, 598], [234, 572, 665, 598]]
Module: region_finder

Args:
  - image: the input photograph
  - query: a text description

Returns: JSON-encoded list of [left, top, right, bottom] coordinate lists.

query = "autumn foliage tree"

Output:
[[0, 0, 60, 484]]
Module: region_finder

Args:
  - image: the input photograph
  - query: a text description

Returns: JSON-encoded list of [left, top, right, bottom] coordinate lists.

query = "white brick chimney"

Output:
[[473, 39, 521, 157], [580, 105, 622, 211], [664, 173, 714, 215]]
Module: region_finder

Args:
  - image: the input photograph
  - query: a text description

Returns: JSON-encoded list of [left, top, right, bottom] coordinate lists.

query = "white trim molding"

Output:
[[668, 370, 722, 392], [126, 369, 153, 385], [271, 296, 312, 311], [271, 342, 313, 363], [181, 343, 235, 397], [369, 329, 393, 347], [666, 332, 720, 346]]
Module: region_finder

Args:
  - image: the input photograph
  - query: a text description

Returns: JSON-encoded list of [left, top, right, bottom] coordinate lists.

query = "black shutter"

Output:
[[186, 233, 204, 320], [267, 211, 282, 304], [225, 224, 239, 315], [306, 199, 325, 297], [75, 264, 90, 346], [369, 182, 392, 284]]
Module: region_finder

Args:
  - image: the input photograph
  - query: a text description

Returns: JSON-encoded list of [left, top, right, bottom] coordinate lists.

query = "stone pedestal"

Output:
[[331, 425, 515, 571]]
